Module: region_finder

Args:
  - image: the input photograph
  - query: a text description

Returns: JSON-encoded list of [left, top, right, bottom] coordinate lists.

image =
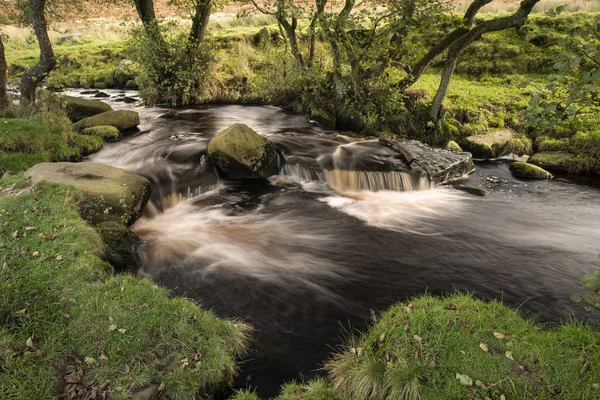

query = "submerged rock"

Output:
[[74, 110, 140, 132], [62, 95, 113, 122], [509, 162, 553, 180], [25, 162, 151, 225], [207, 123, 279, 179], [529, 151, 576, 173], [380, 138, 475, 185], [454, 184, 489, 196], [461, 128, 516, 159]]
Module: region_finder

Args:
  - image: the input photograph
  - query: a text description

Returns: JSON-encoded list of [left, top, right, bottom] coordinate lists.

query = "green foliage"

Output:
[[130, 22, 213, 105], [0, 182, 250, 400], [325, 293, 600, 400]]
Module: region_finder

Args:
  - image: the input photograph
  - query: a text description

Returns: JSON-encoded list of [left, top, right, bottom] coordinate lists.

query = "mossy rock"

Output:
[[25, 162, 151, 225], [96, 221, 141, 272], [114, 59, 140, 86], [62, 95, 113, 122], [254, 27, 271, 45], [509, 162, 553, 180], [81, 125, 121, 141], [529, 151, 577, 173], [207, 123, 279, 179], [461, 128, 516, 159], [310, 105, 336, 130], [74, 110, 140, 132], [444, 140, 463, 152], [124, 79, 138, 90]]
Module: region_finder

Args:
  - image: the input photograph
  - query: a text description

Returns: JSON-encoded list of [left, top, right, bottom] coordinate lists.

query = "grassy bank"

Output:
[[0, 179, 250, 399], [232, 294, 600, 400], [0, 112, 103, 174]]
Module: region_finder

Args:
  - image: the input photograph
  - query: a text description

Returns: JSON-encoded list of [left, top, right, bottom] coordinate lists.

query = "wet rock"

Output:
[[123, 96, 139, 104], [309, 106, 336, 130], [96, 221, 141, 272], [454, 184, 489, 196], [461, 128, 516, 159], [114, 59, 140, 86], [207, 123, 279, 179], [130, 385, 159, 400], [81, 125, 121, 141], [444, 140, 463, 152], [25, 162, 151, 225], [80, 90, 99, 95], [62, 96, 113, 122], [74, 110, 140, 132], [380, 138, 475, 185], [93, 92, 110, 98], [510, 162, 553, 180], [529, 151, 576, 173]]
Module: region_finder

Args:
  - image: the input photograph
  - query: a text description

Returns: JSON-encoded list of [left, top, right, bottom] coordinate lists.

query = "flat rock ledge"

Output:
[[25, 162, 151, 226], [380, 138, 475, 185]]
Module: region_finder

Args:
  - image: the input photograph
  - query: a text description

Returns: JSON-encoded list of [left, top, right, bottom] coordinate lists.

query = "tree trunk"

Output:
[[20, 0, 56, 106], [189, 0, 212, 45], [429, 0, 541, 121], [308, 0, 326, 66], [279, 16, 304, 67], [133, 0, 165, 45], [0, 36, 9, 112]]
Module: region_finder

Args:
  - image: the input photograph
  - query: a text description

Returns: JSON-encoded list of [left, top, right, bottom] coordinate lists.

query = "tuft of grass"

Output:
[[325, 293, 600, 400], [0, 181, 251, 399]]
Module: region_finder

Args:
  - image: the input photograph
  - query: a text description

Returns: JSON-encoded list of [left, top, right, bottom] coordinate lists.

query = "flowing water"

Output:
[[80, 91, 600, 397]]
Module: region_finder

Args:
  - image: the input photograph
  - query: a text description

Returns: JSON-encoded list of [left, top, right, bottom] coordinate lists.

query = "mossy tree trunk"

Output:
[[20, 0, 56, 106], [0, 35, 9, 112], [430, 0, 541, 121], [189, 0, 212, 46], [308, 0, 327, 66]]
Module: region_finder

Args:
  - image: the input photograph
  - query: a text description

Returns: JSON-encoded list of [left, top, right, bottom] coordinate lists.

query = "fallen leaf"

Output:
[[413, 335, 423, 343], [123, 364, 130, 374], [56, 255, 64, 261], [505, 351, 515, 361], [158, 382, 165, 391], [456, 373, 473, 386], [379, 332, 386, 343], [117, 329, 126, 334], [25, 336, 33, 348], [500, 395, 506, 400], [64, 369, 83, 383], [84, 357, 97, 366], [108, 324, 117, 332], [476, 380, 488, 390], [479, 342, 489, 352], [428, 361, 436, 368], [32, 251, 39, 258], [493, 332, 505, 339]]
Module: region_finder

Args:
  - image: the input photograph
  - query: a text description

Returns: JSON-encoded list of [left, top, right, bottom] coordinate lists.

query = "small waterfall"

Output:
[[279, 164, 324, 182], [323, 170, 431, 192], [144, 184, 220, 217]]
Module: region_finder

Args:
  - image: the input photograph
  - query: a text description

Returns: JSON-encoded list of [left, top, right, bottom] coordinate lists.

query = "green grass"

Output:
[[325, 293, 600, 400], [230, 378, 343, 400], [0, 114, 104, 174], [0, 181, 250, 399]]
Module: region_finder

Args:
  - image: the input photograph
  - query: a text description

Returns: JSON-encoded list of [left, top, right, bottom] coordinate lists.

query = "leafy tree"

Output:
[[523, 12, 600, 130]]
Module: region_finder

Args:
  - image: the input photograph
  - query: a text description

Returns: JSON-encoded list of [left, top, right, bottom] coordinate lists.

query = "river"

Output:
[[78, 91, 600, 397]]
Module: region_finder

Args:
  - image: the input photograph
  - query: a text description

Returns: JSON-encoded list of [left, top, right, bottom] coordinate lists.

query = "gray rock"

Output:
[[207, 124, 279, 179], [25, 162, 151, 225], [62, 95, 113, 122], [74, 110, 140, 132], [454, 185, 489, 196], [380, 138, 475, 185], [93, 92, 110, 98], [462, 128, 516, 159]]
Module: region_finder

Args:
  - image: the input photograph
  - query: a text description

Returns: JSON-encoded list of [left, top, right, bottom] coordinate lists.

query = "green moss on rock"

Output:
[[207, 123, 279, 179], [24, 162, 151, 225], [74, 110, 140, 132], [529, 151, 577, 173], [81, 125, 121, 141], [444, 140, 463, 152], [62, 96, 113, 122], [509, 161, 553, 180], [96, 221, 141, 272]]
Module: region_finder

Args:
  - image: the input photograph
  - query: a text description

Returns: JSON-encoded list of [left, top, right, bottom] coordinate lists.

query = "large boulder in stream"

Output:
[[509, 162, 553, 180], [25, 162, 151, 226], [74, 110, 140, 132], [207, 123, 279, 179], [62, 95, 113, 122], [380, 138, 475, 184]]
